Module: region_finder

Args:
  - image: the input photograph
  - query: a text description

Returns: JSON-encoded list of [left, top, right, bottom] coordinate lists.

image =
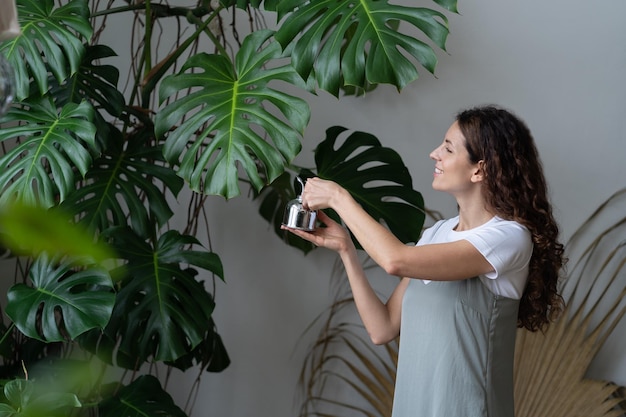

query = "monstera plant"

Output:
[[0, 0, 456, 415]]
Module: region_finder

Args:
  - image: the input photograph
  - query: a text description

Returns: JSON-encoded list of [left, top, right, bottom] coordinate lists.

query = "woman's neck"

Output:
[[455, 197, 495, 231]]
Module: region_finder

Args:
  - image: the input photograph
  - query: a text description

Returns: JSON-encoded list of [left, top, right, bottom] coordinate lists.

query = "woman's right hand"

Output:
[[281, 210, 353, 254]]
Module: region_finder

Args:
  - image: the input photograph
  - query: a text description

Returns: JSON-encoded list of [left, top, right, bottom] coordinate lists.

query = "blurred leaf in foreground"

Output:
[[0, 202, 113, 263]]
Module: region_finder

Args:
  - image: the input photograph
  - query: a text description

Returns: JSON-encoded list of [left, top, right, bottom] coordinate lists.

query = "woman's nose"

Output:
[[429, 147, 439, 160]]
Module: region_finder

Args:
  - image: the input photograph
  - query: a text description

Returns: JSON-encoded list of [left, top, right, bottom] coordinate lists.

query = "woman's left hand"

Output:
[[281, 210, 353, 254]]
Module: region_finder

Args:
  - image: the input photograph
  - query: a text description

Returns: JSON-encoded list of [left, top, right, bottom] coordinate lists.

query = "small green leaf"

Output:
[[4, 379, 33, 408], [0, 378, 81, 417]]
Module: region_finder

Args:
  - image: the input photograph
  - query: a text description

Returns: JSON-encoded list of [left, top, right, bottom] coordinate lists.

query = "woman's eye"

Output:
[[445, 147, 452, 153]]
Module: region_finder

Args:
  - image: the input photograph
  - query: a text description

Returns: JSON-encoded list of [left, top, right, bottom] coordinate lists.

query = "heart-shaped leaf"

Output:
[[155, 29, 310, 199], [0, 379, 81, 417]]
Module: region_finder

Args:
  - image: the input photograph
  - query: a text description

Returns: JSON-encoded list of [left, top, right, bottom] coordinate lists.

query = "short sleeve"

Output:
[[462, 221, 532, 280]]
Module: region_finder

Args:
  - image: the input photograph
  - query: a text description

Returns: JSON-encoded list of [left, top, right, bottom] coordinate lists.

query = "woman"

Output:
[[283, 105, 565, 417]]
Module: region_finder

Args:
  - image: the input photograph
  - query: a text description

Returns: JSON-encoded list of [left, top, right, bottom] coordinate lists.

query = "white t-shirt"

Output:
[[416, 216, 532, 299]]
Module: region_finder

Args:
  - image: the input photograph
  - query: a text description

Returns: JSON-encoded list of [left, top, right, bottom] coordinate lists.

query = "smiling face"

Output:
[[429, 121, 484, 197]]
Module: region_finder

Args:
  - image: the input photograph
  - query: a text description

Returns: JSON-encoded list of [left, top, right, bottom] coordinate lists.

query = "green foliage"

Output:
[[315, 127, 425, 245], [257, 127, 425, 253], [52, 44, 125, 118], [102, 227, 223, 363], [0, 0, 92, 100], [99, 376, 186, 417], [0, 0, 455, 415], [0, 379, 81, 417], [274, 0, 451, 95], [0, 98, 96, 207], [0, 203, 113, 262], [6, 254, 114, 342], [61, 127, 184, 238], [156, 29, 310, 198]]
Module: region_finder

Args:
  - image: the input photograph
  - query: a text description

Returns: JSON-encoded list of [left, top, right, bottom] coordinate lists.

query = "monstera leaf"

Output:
[[0, 97, 97, 208], [274, 0, 456, 96], [103, 227, 224, 363], [155, 29, 310, 199], [6, 254, 114, 342], [0, 0, 92, 100], [46, 43, 126, 152], [51, 44, 125, 118], [165, 319, 231, 373], [315, 126, 425, 244], [259, 127, 424, 252], [61, 126, 183, 238], [99, 376, 186, 417]]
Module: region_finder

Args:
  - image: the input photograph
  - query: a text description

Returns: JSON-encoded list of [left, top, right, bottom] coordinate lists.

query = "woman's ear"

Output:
[[471, 160, 486, 183]]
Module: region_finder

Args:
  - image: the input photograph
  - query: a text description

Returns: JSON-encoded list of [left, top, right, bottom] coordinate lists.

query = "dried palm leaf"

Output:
[[297, 300, 398, 416], [296, 254, 398, 417], [514, 188, 626, 417]]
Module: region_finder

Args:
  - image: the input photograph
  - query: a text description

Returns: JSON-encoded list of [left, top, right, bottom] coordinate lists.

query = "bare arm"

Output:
[[338, 241, 408, 344], [302, 178, 494, 281], [283, 211, 405, 344]]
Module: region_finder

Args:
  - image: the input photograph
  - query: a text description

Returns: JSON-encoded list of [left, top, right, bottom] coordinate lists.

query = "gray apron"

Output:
[[391, 277, 519, 417]]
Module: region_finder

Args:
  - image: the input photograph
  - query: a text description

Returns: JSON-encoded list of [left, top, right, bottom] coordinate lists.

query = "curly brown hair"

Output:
[[456, 105, 566, 332]]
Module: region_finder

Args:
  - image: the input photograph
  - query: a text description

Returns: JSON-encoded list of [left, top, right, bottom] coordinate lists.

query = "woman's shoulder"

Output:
[[487, 216, 530, 235], [470, 216, 532, 251], [417, 216, 459, 244], [432, 216, 460, 229], [427, 216, 459, 234], [453, 216, 531, 247]]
